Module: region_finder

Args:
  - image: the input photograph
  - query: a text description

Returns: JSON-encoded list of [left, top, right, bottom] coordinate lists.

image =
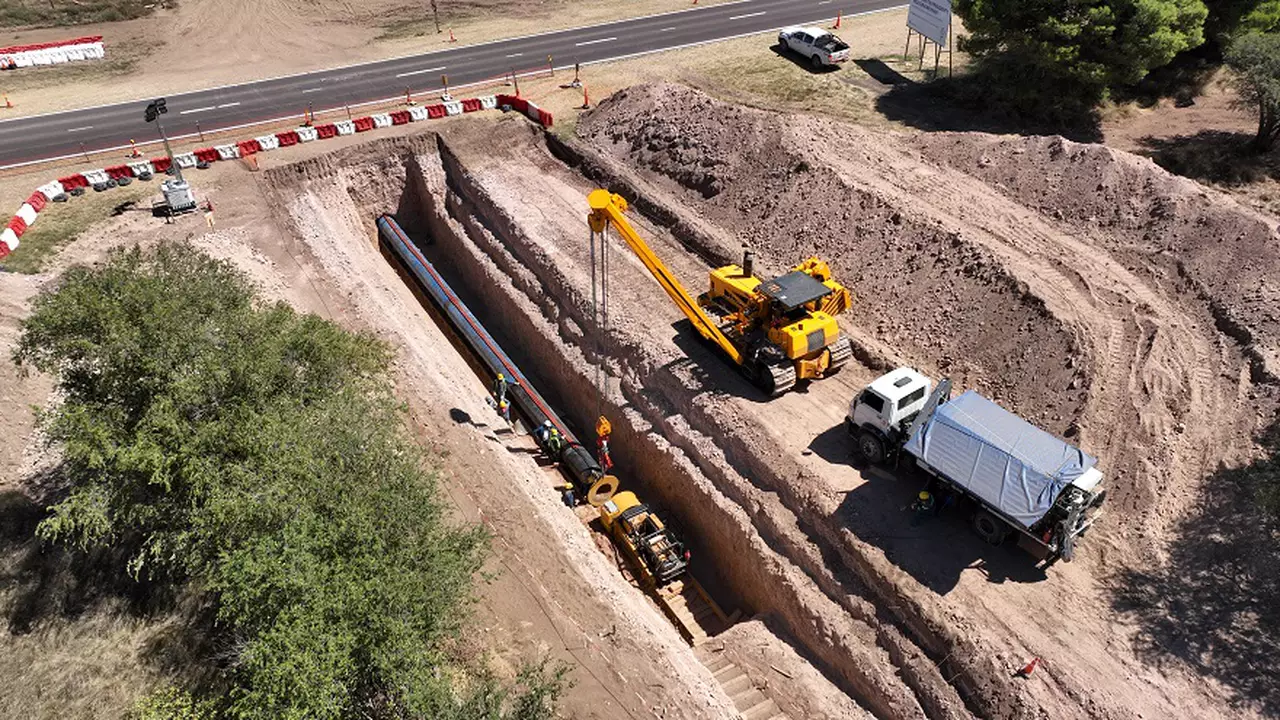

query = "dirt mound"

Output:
[[580, 84, 1084, 433], [914, 132, 1280, 384]]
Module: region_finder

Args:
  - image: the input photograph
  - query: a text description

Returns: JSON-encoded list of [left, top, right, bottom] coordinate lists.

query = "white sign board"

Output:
[[907, 0, 951, 48]]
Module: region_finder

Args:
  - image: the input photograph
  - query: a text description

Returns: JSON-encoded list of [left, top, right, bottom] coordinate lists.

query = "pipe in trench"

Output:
[[377, 213, 610, 497]]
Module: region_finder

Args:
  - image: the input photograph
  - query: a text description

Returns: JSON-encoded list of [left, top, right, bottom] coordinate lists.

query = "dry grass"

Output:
[[0, 604, 166, 720], [510, 7, 921, 131], [1, 184, 148, 274]]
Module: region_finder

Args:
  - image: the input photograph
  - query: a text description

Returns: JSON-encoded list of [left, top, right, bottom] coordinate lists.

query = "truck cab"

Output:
[[847, 367, 932, 463]]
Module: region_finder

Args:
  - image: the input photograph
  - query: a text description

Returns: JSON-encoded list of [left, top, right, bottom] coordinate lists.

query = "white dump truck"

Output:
[[847, 367, 1105, 562], [777, 26, 851, 68]]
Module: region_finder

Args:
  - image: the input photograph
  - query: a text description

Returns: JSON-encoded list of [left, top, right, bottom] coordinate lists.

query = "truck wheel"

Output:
[[811, 54, 824, 70], [972, 511, 1009, 545], [855, 430, 885, 465]]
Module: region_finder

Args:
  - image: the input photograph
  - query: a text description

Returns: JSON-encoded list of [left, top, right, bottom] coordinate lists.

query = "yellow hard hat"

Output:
[[918, 491, 931, 501], [497, 373, 504, 381]]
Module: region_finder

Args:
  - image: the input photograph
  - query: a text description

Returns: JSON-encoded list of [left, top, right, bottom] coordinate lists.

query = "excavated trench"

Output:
[[369, 128, 1044, 720]]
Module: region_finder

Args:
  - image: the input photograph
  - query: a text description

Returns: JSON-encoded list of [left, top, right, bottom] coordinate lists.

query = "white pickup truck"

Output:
[[778, 26, 850, 68]]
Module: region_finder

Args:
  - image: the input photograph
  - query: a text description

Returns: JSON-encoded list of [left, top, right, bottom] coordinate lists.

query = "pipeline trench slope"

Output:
[[575, 84, 1278, 720], [416, 118, 980, 720], [259, 132, 740, 720]]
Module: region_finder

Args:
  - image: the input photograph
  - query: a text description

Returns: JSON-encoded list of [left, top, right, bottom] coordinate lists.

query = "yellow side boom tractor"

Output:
[[587, 189, 853, 395], [599, 491, 690, 587]]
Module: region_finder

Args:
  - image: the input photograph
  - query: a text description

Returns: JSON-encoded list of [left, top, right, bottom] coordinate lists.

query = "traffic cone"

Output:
[[3, 94, 12, 109], [833, 10, 842, 29], [580, 84, 590, 110], [405, 88, 417, 106], [1013, 657, 1040, 678], [448, 27, 456, 42], [129, 139, 142, 158]]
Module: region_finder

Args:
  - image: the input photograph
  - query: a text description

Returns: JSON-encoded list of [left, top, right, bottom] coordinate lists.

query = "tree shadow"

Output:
[[1107, 420, 1280, 716], [1113, 42, 1223, 109], [0, 466, 174, 634], [1, 468, 228, 693], [875, 75, 1103, 143], [1135, 130, 1276, 186]]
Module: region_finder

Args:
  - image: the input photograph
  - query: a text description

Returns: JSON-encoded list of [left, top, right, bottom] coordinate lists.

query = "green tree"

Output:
[[1241, 0, 1280, 32], [1225, 31, 1280, 150], [955, 0, 1208, 117], [16, 243, 566, 719]]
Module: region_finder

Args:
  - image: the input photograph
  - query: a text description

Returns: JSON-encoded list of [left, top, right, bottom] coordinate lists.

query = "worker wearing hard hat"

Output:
[[546, 428, 565, 457], [912, 490, 936, 515], [493, 372, 516, 405]]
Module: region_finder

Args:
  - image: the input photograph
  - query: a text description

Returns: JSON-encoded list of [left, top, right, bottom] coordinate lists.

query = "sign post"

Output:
[[905, 0, 952, 77]]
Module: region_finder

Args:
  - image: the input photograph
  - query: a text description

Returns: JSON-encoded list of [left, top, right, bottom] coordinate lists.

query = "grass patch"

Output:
[[0, 0, 171, 29], [1, 185, 148, 274], [686, 46, 882, 126]]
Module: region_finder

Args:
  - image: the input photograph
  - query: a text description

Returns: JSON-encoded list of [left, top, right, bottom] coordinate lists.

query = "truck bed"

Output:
[[902, 391, 1097, 528]]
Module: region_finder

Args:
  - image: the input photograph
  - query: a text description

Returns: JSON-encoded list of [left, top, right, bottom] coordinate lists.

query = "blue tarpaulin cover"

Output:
[[903, 390, 1096, 528]]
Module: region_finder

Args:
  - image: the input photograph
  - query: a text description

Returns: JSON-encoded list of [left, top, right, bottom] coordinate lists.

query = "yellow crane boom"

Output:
[[587, 189, 743, 365]]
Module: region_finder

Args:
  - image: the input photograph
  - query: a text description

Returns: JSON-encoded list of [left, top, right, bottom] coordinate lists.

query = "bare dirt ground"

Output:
[[0, 122, 743, 719], [571, 83, 1280, 719], [0, 0, 736, 117]]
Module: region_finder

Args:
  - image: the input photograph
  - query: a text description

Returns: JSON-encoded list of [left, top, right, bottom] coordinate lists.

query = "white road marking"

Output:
[[729, 10, 766, 19], [506, 52, 523, 58], [179, 106, 216, 115], [395, 65, 447, 78], [660, 26, 677, 32], [301, 87, 324, 94], [818, 0, 833, 4], [574, 36, 617, 46], [66, 125, 94, 133], [217, 102, 240, 109]]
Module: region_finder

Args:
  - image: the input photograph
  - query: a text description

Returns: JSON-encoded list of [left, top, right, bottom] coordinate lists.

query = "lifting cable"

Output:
[[589, 224, 609, 432]]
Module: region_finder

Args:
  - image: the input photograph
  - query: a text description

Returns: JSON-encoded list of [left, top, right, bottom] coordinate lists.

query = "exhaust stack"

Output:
[[742, 249, 755, 278]]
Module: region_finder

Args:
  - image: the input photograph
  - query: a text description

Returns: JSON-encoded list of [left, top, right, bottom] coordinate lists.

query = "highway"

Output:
[[0, 0, 904, 168]]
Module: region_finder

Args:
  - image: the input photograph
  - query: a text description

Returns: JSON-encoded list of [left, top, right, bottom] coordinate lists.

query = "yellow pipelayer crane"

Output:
[[587, 189, 854, 396]]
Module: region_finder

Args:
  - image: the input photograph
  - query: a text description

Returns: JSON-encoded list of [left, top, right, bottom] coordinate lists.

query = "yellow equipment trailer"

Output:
[[599, 491, 690, 587], [587, 189, 853, 395]]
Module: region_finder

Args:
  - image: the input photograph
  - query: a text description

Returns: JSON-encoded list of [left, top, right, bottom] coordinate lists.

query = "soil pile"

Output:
[[914, 131, 1280, 384], [579, 83, 1084, 436]]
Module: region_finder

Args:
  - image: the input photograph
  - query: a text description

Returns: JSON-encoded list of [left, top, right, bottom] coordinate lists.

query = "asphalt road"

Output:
[[0, 0, 905, 168]]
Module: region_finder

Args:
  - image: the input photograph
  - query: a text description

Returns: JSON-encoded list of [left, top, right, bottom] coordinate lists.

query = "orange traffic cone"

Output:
[[405, 88, 417, 106], [833, 10, 842, 29], [448, 27, 457, 42], [1013, 657, 1040, 678], [3, 94, 12, 109], [129, 139, 142, 158], [580, 84, 590, 110]]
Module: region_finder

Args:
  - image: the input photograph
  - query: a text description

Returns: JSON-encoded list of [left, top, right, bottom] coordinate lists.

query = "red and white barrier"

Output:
[[1, 94, 514, 261], [495, 95, 554, 128], [0, 36, 104, 70]]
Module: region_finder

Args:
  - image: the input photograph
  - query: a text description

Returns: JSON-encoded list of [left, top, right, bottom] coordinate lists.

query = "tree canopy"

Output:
[[16, 243, 566, 720], [1226, 31, 1280, 150], [954, 0, 1208, 117]]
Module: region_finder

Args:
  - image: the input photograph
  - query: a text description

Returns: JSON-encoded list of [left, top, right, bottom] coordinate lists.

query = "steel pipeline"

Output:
[[377, 214, 612, 499]]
